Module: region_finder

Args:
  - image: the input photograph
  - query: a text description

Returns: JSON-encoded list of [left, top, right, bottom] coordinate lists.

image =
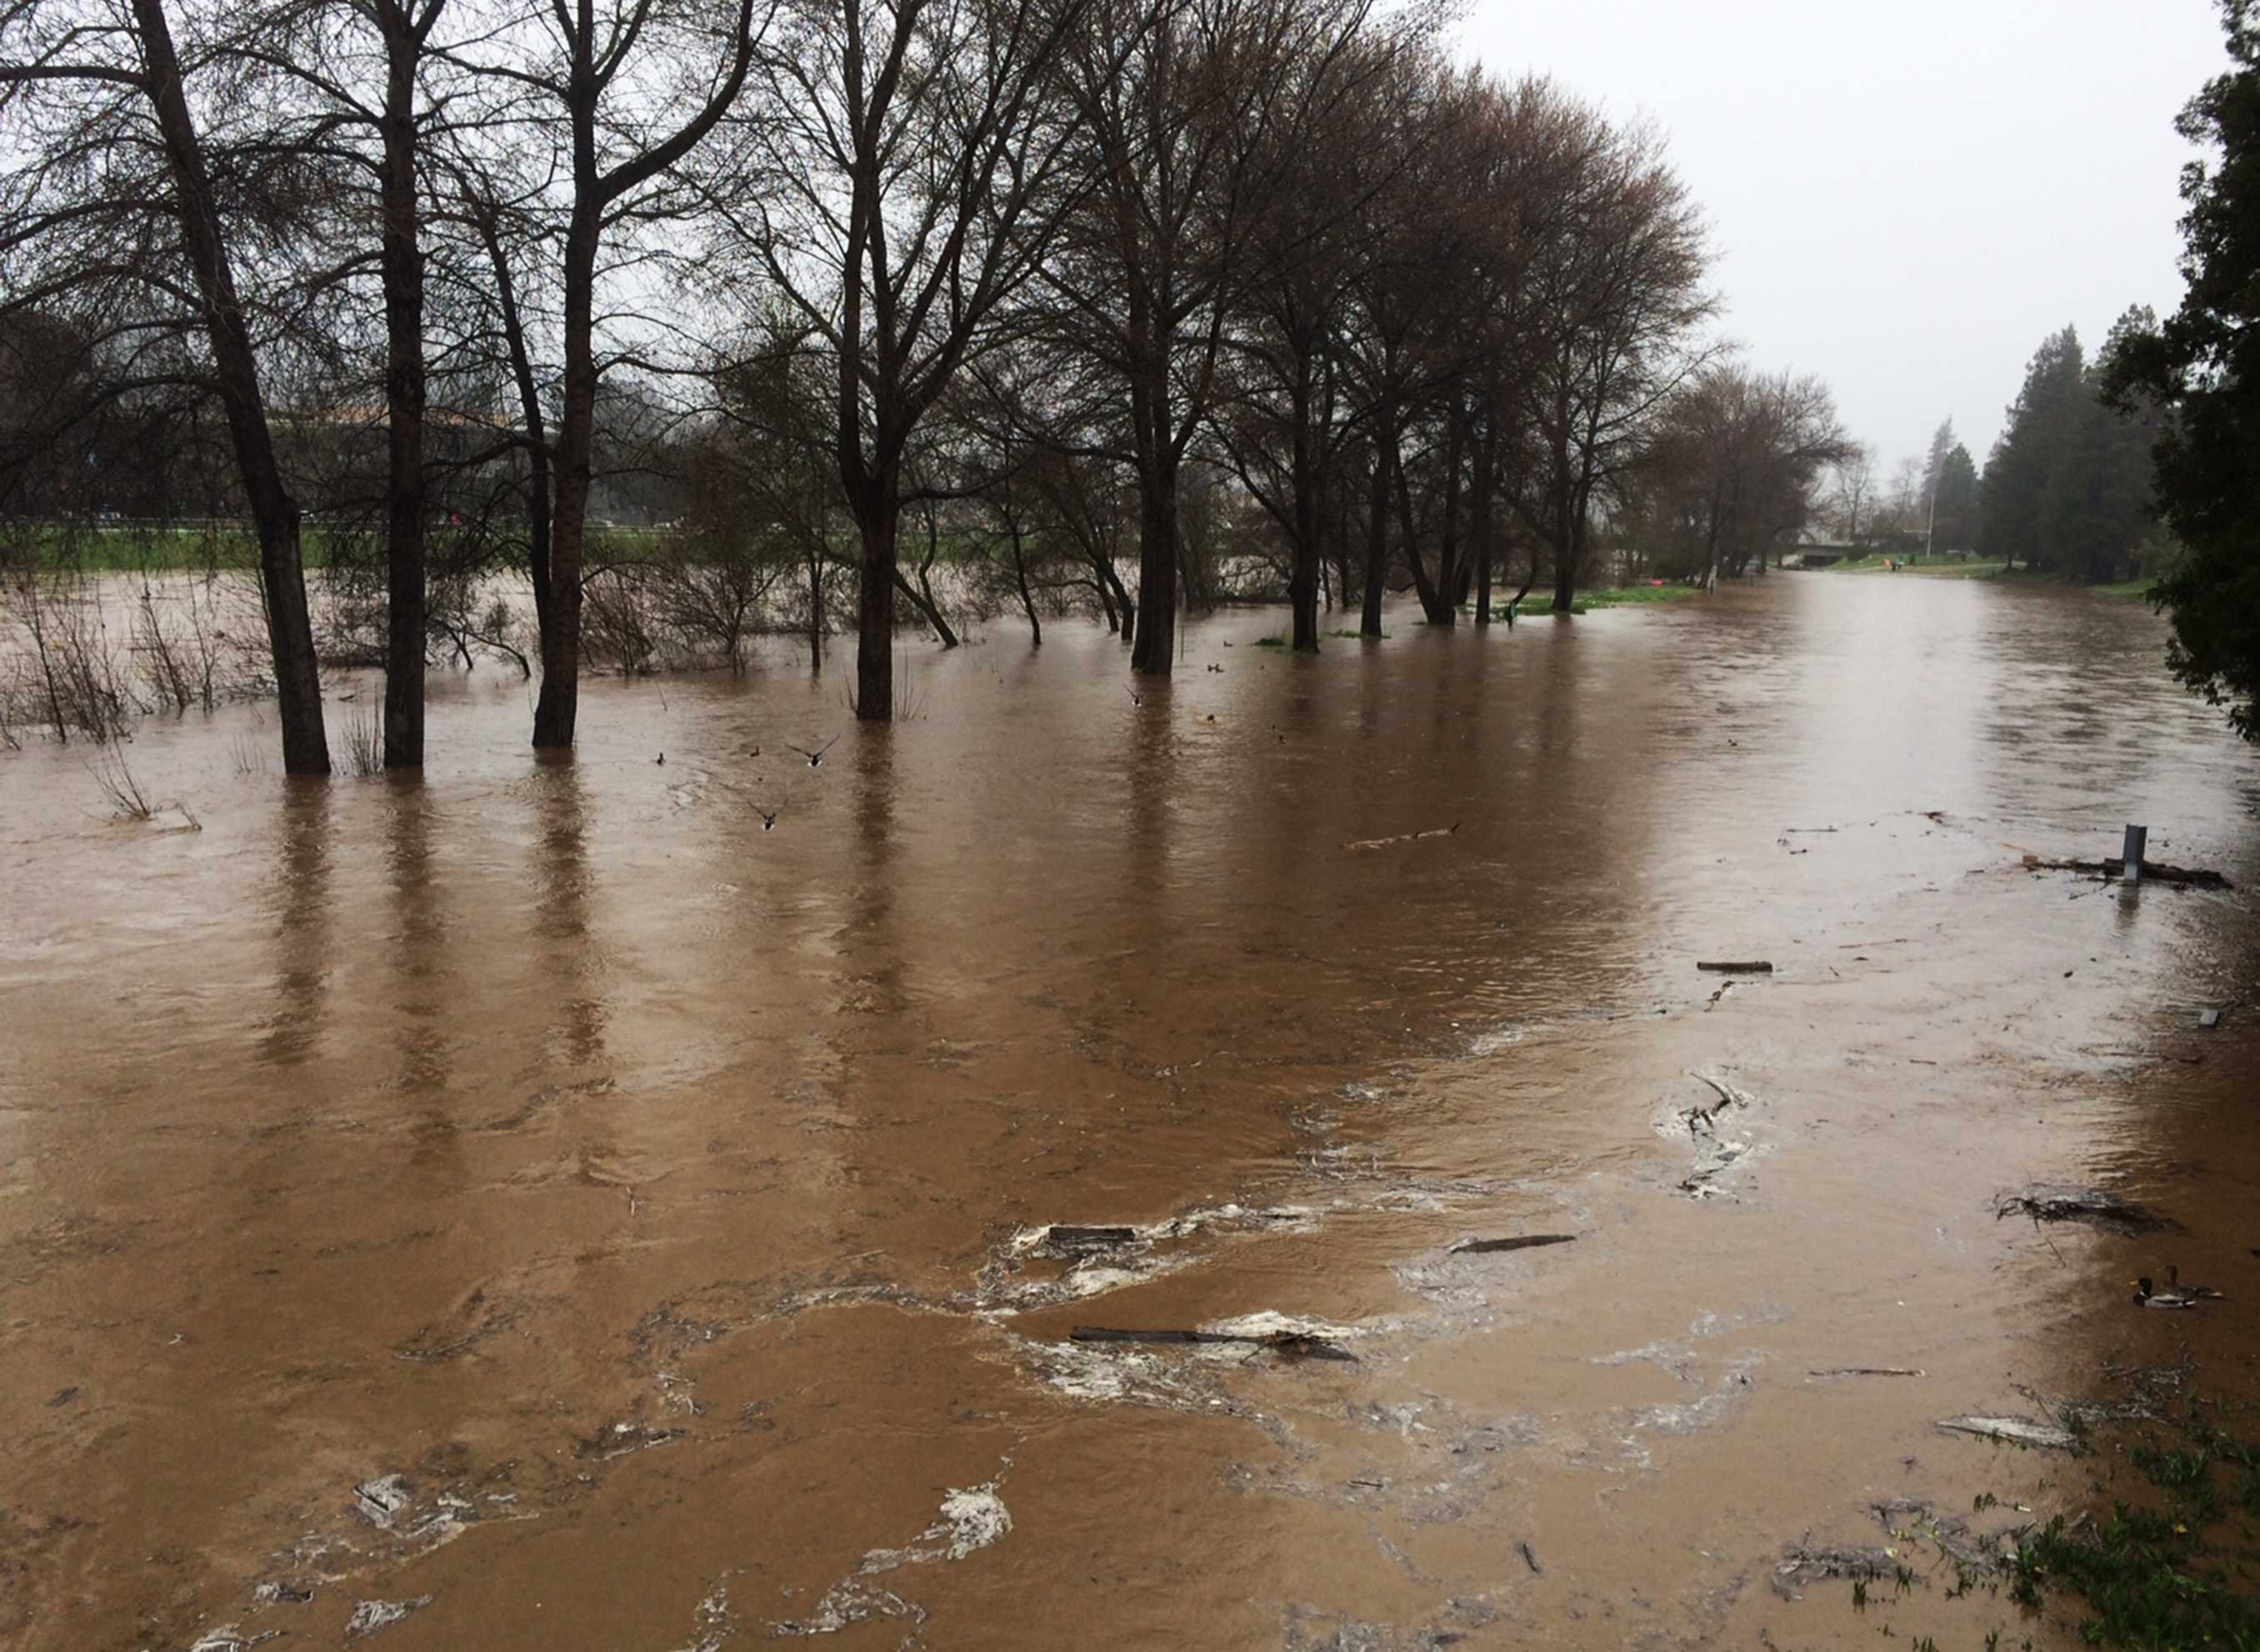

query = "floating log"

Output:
[[1069, 1326, 1354, 1361], [1696, 960, 1773, 974], [1937, 1414, 2079, 1451], [1449, 1234, 1576, 1255], [1039, 1225, 1138, 1251], [1345, 823, 1461, 851]]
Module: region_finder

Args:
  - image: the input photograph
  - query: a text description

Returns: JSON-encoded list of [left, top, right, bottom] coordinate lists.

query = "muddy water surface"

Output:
[[4, 575, 2259, 1650]]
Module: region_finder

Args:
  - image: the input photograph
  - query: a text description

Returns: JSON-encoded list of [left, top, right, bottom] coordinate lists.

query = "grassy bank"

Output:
[[1504, 583, 1705, 618], [1819, 552, 2008, 578]]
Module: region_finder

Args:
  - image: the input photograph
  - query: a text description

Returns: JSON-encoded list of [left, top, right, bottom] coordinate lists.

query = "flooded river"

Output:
[[3, 574, 2257, 1649]]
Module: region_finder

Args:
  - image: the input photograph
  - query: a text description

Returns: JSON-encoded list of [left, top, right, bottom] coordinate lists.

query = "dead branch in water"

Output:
[[1345, 823, 1459, 851], [2019, 854, 2231, 890], [1449, 1234, 1576, 1254], [1995, 1185, 2176, 1234], [1696, 959, 1772, 974]]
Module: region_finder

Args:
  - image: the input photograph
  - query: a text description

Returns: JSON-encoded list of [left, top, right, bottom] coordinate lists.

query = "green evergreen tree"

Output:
[[1933, 442, 1979, 551], [2105, 1, 2260, 735], [1980, 327, 2085, 573]]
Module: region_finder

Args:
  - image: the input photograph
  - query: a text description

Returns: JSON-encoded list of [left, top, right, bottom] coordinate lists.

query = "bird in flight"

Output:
[[1126, 686, 1143, 707], [755, 796, 786, 832], [785, 735, 839, 768]]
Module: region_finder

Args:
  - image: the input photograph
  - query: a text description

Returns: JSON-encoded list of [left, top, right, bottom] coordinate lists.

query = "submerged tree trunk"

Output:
[[133, 0, 328, 773], [532, 186, 599, 748], [1361, 443, 1389, 637], [1397, 450, 1453, 627], [1472, 428, 1496, 627], [854, 492, 899, 721], [378, 10, 427, 768], [1288, 373, 1320, 653], [1130, 460, 1176, 676], [1012, 536, 1041, 646], [805, 548, 824, 672]]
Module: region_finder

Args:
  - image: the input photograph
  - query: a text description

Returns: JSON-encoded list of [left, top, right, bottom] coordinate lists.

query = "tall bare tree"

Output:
[[450, 0, 769, 748], [2, 0, 333, 771], [717, 0, 1098, 720]]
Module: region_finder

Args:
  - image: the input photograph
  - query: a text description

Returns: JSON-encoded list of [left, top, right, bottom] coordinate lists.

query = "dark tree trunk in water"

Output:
[[1361, 445, 1389, 637], [1010, 528, 1040, 645], [532, 183, 599, 748], [1471, 418, 1496, 625], [378, 7, 428, 768], [1431, 408, 1463, 621], [1552, 504, 1578, 616], [1130, 463, 1175, 675], [854, 494, 899, 720], [1396, 449, 1453, 627], [1288, 374, 1319, 653], [806, 553, 824, 672], [133, 0, 328, 773]]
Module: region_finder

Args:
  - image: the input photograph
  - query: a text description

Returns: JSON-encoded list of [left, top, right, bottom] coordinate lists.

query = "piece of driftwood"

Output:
[[1038, 1224, 1138, 1251], [1449, 1234, 1576, 1255], [1810, 1367, 1927, 1379], [1345, 823, 1461, 852], [1070, 1326, 1354, 1360], [1937, 1414, 2079, 1451], [2020, 854, 2232, 890], [1696, 960, 1773, 974]]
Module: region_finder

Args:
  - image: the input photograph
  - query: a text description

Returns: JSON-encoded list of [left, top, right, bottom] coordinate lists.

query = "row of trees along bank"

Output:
[[2, 0, 1811, 773]]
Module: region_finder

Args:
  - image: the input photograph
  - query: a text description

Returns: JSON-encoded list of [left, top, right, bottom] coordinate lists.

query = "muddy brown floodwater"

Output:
[[4, 574, 2259, 1651]]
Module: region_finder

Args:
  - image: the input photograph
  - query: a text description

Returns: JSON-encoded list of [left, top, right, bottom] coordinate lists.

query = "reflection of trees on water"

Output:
[[534, 753, 607, 1069], [258, 782, 332, 1067]]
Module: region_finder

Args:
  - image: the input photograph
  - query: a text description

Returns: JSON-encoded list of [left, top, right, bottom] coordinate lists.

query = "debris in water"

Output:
[[251, 1580, 314, 1606], [189, 1628, 280, 1651], [1696, 960, 1773, 974], [1070, 1325, 1355, 1361], [1769, 1544, 1897, 1599], [1031, 1224, 1139, 1255], [1448, 1234, 1576, 1255], [1345, 823, 1460, 851], [1808, 1367, 1926, 1379], [770, 1472, 1012, 1638], [576, 1420, 686, 1459], [1993, 1185, 2174, 1234], [1936, 1414, 2079, 1451], [352, 1475, 413, 1529], [2199, 1008, 2225, 1029], [669, 1581, 738, 1652], [2019, 854, 2232, 890], [45, 1385, 78, 1407], [345, 1596, 433, 1640], [1516, 1539, 1544, 1576], [1872, 1497, 2017, 1570]]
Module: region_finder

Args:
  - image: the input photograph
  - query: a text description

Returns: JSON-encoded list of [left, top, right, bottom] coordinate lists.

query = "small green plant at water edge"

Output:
[[1253, 635, 1286, 648], [1852, 1578, 1868, 1612], [2002, 1418, 2260, 1649]]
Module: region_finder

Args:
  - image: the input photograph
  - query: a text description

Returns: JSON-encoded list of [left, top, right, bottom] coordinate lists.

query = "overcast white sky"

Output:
[[1461, 0, 2230, 474]]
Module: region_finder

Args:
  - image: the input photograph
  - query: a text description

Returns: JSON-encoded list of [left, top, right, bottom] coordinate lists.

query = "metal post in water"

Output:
[[2122, 823, 2148, 886]]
